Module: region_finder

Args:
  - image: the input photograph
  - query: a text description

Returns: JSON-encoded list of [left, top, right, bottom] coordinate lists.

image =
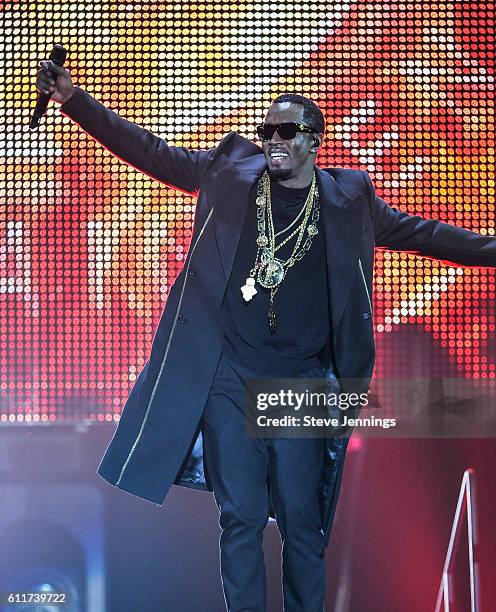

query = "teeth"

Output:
[[271, 152, 288, 158]]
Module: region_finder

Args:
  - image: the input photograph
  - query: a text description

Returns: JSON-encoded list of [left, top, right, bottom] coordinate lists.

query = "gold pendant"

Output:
[[258, 257, 285, 289]]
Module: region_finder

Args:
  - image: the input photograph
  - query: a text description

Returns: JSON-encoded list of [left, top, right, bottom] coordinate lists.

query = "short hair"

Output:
[[271, 93, 325, 134]]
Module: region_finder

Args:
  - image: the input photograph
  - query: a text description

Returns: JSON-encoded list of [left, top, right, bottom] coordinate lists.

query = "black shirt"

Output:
[[221, 176, 331, 376]]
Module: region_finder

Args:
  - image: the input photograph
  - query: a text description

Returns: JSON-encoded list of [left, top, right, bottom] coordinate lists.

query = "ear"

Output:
[[310, 133, 323, 152]]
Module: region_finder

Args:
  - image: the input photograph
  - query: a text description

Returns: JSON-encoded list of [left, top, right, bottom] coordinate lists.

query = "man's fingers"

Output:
[[37, 60, 60, 94], [37, 59, 71, 96], [39, 60, 62, 77], [39, 74, 55, 85], [47, 60, 66, 75], [36, 83, 53, 95], [36, 72, 55, 94]]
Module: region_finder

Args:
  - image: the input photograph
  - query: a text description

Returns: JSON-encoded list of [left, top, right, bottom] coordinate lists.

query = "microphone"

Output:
[[30, 44, 67, 129]]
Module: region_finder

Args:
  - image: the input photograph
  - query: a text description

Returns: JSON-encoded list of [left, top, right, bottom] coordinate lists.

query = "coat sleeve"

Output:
[[59, 87, 213, 195], [363, 171, 496, 268]]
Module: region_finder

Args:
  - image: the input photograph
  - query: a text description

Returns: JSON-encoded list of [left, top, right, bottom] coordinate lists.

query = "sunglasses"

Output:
[[256, 122, 315, 141]]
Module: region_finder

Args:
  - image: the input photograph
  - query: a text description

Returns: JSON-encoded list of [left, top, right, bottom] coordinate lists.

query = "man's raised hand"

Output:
[[36, 60, 75, 105]]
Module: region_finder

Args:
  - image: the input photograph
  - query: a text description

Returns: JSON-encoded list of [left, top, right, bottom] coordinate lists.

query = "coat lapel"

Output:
[[317, 168, 362, 337], [213, 153, 267, 283]]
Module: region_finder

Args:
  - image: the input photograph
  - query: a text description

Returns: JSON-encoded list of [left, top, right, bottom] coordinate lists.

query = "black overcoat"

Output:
[[61, 88, 496, 550]]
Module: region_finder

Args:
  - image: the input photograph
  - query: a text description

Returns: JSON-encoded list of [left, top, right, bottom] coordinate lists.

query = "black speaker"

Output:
[[0, 425, 105, 612]]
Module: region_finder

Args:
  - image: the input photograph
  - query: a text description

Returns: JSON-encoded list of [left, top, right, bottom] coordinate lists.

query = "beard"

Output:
[[267, 166, 293, 181]]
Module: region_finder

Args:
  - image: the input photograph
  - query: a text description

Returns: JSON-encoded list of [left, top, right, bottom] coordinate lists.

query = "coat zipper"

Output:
[[116, 207, 214, 486], [358, 257, 372, 312]]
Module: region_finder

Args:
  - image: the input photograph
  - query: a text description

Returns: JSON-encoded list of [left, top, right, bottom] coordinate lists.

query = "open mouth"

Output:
[[269, 150, 289, 164]]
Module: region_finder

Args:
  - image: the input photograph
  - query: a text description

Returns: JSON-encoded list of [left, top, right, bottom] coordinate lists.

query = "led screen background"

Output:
[[1, 0, 495, 422]]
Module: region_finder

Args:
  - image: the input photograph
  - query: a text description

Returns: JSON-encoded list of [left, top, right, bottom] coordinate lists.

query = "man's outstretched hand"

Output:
[[36, 60, 75, 105]]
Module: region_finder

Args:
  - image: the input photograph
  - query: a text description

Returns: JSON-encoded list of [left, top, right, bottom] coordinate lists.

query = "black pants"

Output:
[[202, 353, 327, 612]]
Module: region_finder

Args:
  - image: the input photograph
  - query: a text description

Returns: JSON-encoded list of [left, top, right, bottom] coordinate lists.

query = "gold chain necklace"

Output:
[[240, 171, 320, 333], [274, 198, 307, 239]]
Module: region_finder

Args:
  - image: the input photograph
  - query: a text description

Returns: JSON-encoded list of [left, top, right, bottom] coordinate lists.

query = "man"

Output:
[[36, 61, 496, 611]]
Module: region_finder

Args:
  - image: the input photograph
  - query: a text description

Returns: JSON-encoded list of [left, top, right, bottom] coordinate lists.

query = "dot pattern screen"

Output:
[[1, 1, 495, 422]]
